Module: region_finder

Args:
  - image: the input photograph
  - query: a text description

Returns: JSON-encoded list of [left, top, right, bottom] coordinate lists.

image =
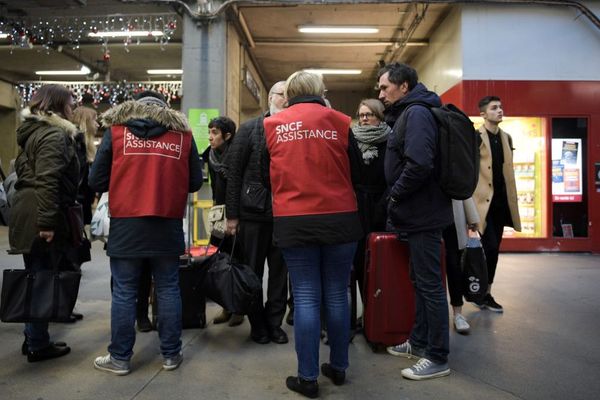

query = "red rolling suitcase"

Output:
[[363, 232, 446, 350], [363, 233, 414, 349]]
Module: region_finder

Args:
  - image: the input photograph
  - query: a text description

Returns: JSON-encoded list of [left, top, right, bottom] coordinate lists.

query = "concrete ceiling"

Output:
[[0, 1, 452, 94]]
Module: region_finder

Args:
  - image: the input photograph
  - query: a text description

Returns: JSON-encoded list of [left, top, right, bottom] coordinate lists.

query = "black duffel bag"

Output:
[[201, 236, 261, 315]]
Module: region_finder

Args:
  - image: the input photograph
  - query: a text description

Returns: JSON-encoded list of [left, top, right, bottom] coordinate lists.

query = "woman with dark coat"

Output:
[[8, 84, 80, 362], [71, 106, 98, 225], [203, 116, 244, 327], [351, 99, 390, 300]]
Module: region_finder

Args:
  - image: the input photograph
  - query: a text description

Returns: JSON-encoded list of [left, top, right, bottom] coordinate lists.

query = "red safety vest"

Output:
[[109, 125, 192, 218], [264, 102, 357, 217]]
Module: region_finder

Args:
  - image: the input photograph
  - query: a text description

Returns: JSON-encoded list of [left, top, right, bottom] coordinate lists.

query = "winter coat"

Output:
[[354, 139, 388, 234], [203, 142, 231, 206], [74, 131, 95, 224], [384, 83, 453, 233], [451, 198, 480, 250], [473, 125, 521, 233], [9, 110, 80, 254], [225, 114, 273, 223], [89, 101, 203, 258]]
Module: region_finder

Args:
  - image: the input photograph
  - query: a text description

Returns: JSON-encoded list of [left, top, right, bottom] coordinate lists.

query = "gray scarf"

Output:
[[209, 143, 230, 178], [352, 122, 391, 164]]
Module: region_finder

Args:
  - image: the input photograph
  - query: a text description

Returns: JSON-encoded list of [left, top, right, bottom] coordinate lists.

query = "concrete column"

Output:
[[181, 10, 227, 115]]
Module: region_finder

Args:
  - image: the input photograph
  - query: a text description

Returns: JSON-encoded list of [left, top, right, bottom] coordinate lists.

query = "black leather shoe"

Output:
[[137, 317, 153, 332], [22, 337, 67, 355], [71, 311, 84, 320], [250, 329, 270, 344], [286, 376, 319, 398], [27, 343, 71, 362], [269, 327, 289, 344], [321, 363, 346, 385]]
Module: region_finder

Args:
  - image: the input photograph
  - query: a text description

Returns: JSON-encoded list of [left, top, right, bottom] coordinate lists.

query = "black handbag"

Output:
[[0, 242, 82, 323], [461, 236, 489, 303], [201, 236, 261, 315]]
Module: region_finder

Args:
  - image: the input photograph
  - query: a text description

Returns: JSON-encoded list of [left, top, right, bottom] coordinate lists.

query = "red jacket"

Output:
[[264, 102, 357, 217], [109, 125, 192, 218]]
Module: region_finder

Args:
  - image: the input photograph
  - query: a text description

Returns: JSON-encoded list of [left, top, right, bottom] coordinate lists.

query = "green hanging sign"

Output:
[[188, 108, 220, 152]]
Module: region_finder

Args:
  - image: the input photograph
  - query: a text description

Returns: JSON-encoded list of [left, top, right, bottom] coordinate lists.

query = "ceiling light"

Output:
[[298, 26, 379, 34], [35, 66, 91, 76], [0, 33, 8, 39], [147, 69, 183, 75], [304, 69, 362, 75], [88, 30, 164, 38]]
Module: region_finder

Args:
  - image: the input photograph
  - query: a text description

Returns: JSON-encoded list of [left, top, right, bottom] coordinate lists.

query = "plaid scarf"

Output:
[[352, 122, 391, 164]]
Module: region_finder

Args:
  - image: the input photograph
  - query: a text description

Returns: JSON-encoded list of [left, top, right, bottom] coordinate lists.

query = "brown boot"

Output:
[[213, 308, 232, 324]]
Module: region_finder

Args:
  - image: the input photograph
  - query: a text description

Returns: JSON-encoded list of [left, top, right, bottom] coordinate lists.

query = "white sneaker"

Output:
[[94, 354, 131, 376], [163, 352, 183, 371], [401, 358, 450, 380], [453, 314, 470, 334], [386, 340, 425, 359]]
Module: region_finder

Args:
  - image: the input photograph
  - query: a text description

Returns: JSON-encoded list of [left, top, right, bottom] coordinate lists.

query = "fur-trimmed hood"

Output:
[[17, 108, 78, 146], [100, 101, 190, 132]]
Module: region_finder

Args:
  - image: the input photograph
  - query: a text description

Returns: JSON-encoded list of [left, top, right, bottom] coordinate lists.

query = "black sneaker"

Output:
[[286, 376, 319, 398], [484, 294, 503, 313]]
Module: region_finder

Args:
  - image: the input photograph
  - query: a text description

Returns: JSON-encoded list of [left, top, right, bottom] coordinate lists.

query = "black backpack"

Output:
[[402, 103, 480, 200]]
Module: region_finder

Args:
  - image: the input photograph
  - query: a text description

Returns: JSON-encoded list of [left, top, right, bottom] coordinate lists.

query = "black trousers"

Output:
[[238, 220, 288, 330], [442, 224, 464, 307], [481, 210, 506, 285]]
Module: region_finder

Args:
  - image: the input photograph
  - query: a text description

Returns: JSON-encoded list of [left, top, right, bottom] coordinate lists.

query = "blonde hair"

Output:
[[357, 99, 385, 121], [71, 106, 98, 162], [284, 71, 325, 100]]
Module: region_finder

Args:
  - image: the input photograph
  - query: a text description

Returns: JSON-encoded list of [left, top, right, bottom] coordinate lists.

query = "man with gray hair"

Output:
[[226, 81, 289, 345], [89, 91, 203, 375]]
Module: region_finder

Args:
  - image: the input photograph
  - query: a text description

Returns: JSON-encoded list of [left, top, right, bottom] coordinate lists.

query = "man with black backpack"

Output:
[[378, 62, 452, 380]]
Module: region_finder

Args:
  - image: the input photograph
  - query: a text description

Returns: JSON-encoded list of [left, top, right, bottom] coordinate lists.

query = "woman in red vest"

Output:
[[264, 71, 363, 398]]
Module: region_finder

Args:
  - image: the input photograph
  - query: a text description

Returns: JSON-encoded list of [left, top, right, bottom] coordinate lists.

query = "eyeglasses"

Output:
[[357, 112, 375, 119]]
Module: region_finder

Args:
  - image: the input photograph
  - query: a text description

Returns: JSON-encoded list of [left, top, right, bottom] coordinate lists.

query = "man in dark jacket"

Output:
[[89, 91, 203, 375], [379, 63, 452, 380], [225, 81, 289, 345]]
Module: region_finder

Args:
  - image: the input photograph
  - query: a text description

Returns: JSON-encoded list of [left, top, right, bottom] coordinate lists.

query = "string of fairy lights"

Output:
[[17, 81, 183, 107], [0, 13, 178, 53], [1, 13, 182, 107]]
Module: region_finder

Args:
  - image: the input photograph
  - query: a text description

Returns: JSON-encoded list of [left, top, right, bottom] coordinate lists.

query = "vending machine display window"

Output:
[[471, 117, 548, 238]]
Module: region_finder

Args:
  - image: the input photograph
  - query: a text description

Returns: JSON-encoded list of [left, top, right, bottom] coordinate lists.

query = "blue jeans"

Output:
[[109, 257, 182, 361], [407, 230, 449, 364], [282, 242, 357, 381]]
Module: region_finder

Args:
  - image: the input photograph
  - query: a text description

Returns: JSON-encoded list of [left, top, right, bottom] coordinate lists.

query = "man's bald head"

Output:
[[268, 81, 286, 115]]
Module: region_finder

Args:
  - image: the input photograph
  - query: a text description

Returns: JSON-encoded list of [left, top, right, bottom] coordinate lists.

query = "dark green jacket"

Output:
[[8, 110, 80, 254]]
